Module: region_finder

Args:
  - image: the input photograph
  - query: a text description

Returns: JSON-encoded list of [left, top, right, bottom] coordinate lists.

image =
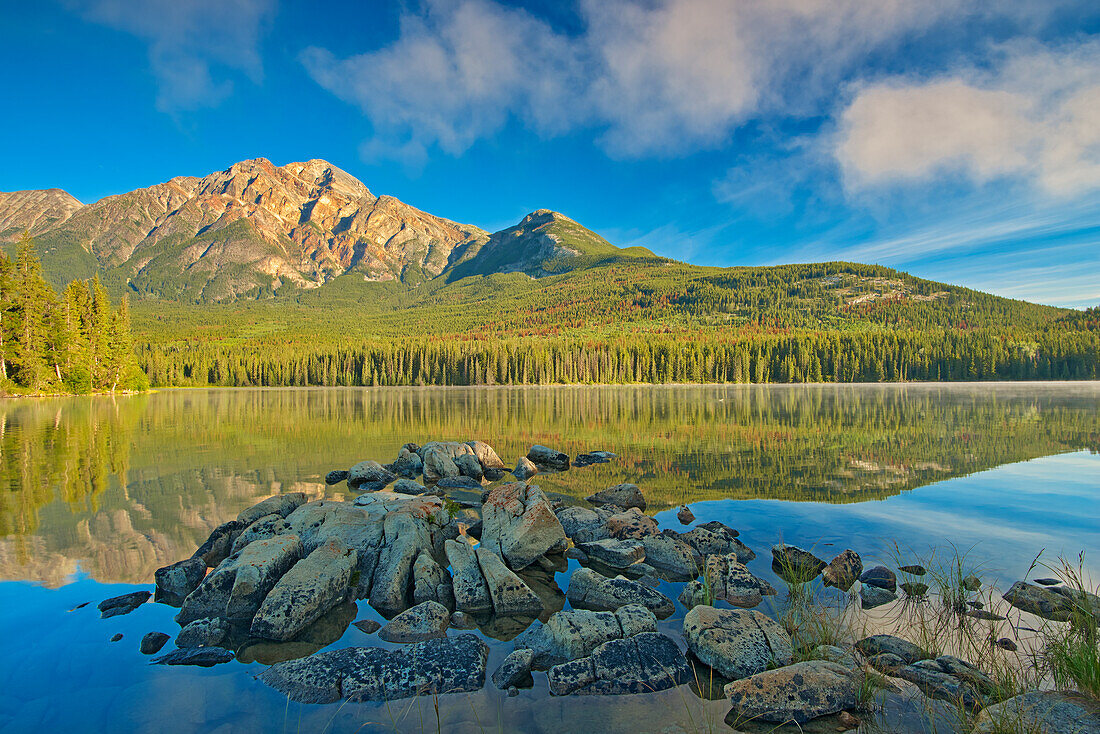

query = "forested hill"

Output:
[[2, 157, 1098, 387]]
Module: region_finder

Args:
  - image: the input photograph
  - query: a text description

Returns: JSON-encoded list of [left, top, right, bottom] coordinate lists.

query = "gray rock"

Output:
[[972, 691, 1100, 734], [353, 619, 381, 634], [555, 506, 610, 544], [481, 483, 567, 570], [140, 631, 170, 655], [450, 611, 476, 629], [492, 648, 535, 689], [176, 617, 229, 648], [678, 523, 754, 562], [902, 581, 929, 597], [378, 600, 450, 643], [237, 493, 308, 526], [368, 508, 434, 617], [391, 452, 423, 479], [677, 506, 695, 524], [640, 533, 700, 580], [895, 663, 982, 708], [822, 549, 863, 591], [154, 558, 207, 606], [231, 513, 291, 555], [512, 456, 539, 480], [579, 538, 645, 569], [177, 534, 303, 626], [325, 470, 348, 484], [586, 483, 646, 511], [682, 605, 793, 681], [437, 475, 482, 490], [192, 520, 246, 567], [420, 442, 474, 483], [724, 660, 859, 725], [860, 585, 897, 609], [615, 604, 658, 637], [392, 478, 428, 495], [445, 538, 493, 615], [605, 507, 661, 540], [454, 454, 484, 481], [705, 553, 776, 608], [678, 579, 711, 610], [476, 547, 544, 616], [565, 547, 588, 562], [933, 655, 995, 694], [855, 635, 930, 664], [548, 632, 690, 695], [260, 634, 489, 704], [771, 544, 827, 583], [512, 606, 655, 670], [251, 537, 356, 641], [566, 568, 674, 618], [411, 551, 454, 610], [1003, 581, 1092, 622], [527, 445, 569, 471], [1034, 577, 1062, 586], [98, 590, 151, 619], [151, 646, 234, 667], [811, 644, 863, 669], [868, 652, 907, 673], [860, 565, 897, 593], [466, 440, 506, 471], [347, 460, 398, 491]]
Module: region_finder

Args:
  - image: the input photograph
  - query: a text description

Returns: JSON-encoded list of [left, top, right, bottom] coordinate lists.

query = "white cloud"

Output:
[[836, 41, 1100, 196], [72, 0, 275, 111]]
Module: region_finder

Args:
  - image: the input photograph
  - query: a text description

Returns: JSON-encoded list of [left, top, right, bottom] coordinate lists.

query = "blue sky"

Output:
[[2, 1, 1099, 307]]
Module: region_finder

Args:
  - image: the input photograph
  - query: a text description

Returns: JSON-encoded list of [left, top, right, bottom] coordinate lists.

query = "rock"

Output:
[[251, 537, 356, 641], [860, 585, 897, 609], [454, 454, 484, 481], [548, 633, 690, 695], [140, 631, 170, 654], [679, 523, 754, 562], [391, 452, 423, 478], [392, 478, 428, 495], [411, 551, 454, 609], [445, 538, 493, 615], [822, 549, 863, 591], [98, 590, 151, 619], [512, 456, 538, 480], [565, 548, 588, 562], [153, 557, 207, 606], [236, 600, 357, 665], [838, 711, 861, 730], [901, 582, 929, 597], [933, 655, 995, 694], [176, 617, 229, 648], [771, 544, 827, 583], [512, 606, 656, 670], [420, 441, 474, 483], [579, 538, 645, 569], [1003, 581, 1084, 622], [555, 506, 610, 544], [481, 483, 567, 570], [466, 440, 506, 470], [898, 564, 927, 576], [437, 475, 482, 490], [567, 568, 675, 619], [476, 548, 544, 616], [966, 609, 1006, 621], [860, 566, 897, 593], [855, 635, 929, 664], [724, 660, 859, 725], [192, 520, 247, 567], [527, 445, 569, 471], [678, 579, 711, 610], [605, 507, 660, 540], [368, 506, 436, 617], [1034, 577, 1062, 586], [493, 648, 535, 689], [573, 452, 613, 468], [450, 611, 476, 629], [353, 619, 381, 634], [895, 663, 982, 708], [705, 553, 776, 608], [639, 533, 699, 579], [325, 470, 348, 485], [177, 534, 303, 626], [868, 652, 907, 673], [151, 646, 235, 667], [402, 442, 421, 454], [259, 634, 488, 704], [995, 638, 1017, 651], [110, 633, 123, 642], [682, 606, 793, 681], [962, 574, 982, 591], [348, 460, 397, 491], [378, 600, 451, 643], [677, 506, 695, 524], [237, 492, 308, 526], [586, 483, 646, 511], [231, 513, 291, 555], [972, 691, 1100, 734], [811, 644, 862, 669]]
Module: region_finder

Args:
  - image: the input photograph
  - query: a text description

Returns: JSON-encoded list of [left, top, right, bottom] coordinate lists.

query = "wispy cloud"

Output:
[[71, 0, 275, 111]]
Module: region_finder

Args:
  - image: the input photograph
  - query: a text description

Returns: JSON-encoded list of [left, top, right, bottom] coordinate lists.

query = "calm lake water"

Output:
[[1, 384, 1098, 733]]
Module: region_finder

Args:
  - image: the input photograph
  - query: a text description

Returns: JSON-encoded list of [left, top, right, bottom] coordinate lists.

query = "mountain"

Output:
[[0, 189, 83, 238]]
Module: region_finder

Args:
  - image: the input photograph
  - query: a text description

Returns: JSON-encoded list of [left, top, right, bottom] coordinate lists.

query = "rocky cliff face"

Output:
[[0, 188, 83, 238]]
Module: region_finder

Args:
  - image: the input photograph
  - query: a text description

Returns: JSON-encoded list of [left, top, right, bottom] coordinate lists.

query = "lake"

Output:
[[1, 384, 1098, 733]]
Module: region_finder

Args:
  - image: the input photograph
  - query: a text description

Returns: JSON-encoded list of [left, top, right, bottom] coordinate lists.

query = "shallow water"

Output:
[[1, 384, 1098, 733]]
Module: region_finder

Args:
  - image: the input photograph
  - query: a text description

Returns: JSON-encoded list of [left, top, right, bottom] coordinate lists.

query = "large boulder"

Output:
[[476, 548, 544, 616], [420, 441, 474, 483], [466, 440, 506, 470], [703, 553, 776, 608], [682, 606, 792, 680], [377, 600, 450, 643], [822, 549, 863, 591], [285, 501, 385, 599], [724, 660, 860, 725], [192, 520, 246, 567], [481, 483, 567, 570], [368, 507, 436, 617], [236, 492, 308, 526], [391, 452, 423, 479], [605, 508, 660, 540], [259, 634, 489, 704], [566, 568, 674, 619], [512, 606, 657, 670], [527, 445, 570, 471], [347, 461, 397, 491], [1003, 581, 1100, 623], [154, 557, 207, 606], [586, 483, 646, 511], [454, 454, 484, 481], [972, 691, 1100, 734], [445, 538, 493, 615], [555, 506, 610, 544], [251, 537, 356, 641], [547, 633, 691, 695], [640, 533, 700, 580], [231, 513, 291, 555]]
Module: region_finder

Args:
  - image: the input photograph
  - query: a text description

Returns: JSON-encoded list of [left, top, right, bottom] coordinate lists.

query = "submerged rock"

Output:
[[579, 538, 645, 569], [176, 617, 229, 648], [586, 484, 646, 511], [353, 619, 381, 635], [823, 549, 863, 591], [140, 631, 170, 655], [480, 483, 567, 570], [682, 606, 792, 681], [566, 568, 675, 619], [492, 648, 535, 689], [855, 635, 930, 664], [251, 537, 356, 641], [860, 585, 897, 609], [527, 445, 570, 472], [724, 660, 859, 725], [547, 632, 690, 695], [512, 605, 657, 670], [972, 691, 1100, 734], [573, 452, 614, 468], [860, 566, 897, 593], [259, 634, 489, 704], [378, 600, 450, 643], [151, 646, 235, 667], [98, 591, 151, 619], [154, 557, 207, 607]]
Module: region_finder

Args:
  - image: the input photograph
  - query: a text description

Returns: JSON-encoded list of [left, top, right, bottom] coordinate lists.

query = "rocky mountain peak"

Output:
[[0, 188, 84, 238]]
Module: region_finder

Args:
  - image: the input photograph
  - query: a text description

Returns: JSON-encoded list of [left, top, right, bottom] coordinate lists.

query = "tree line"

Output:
[[1, 233, 146, 394]]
